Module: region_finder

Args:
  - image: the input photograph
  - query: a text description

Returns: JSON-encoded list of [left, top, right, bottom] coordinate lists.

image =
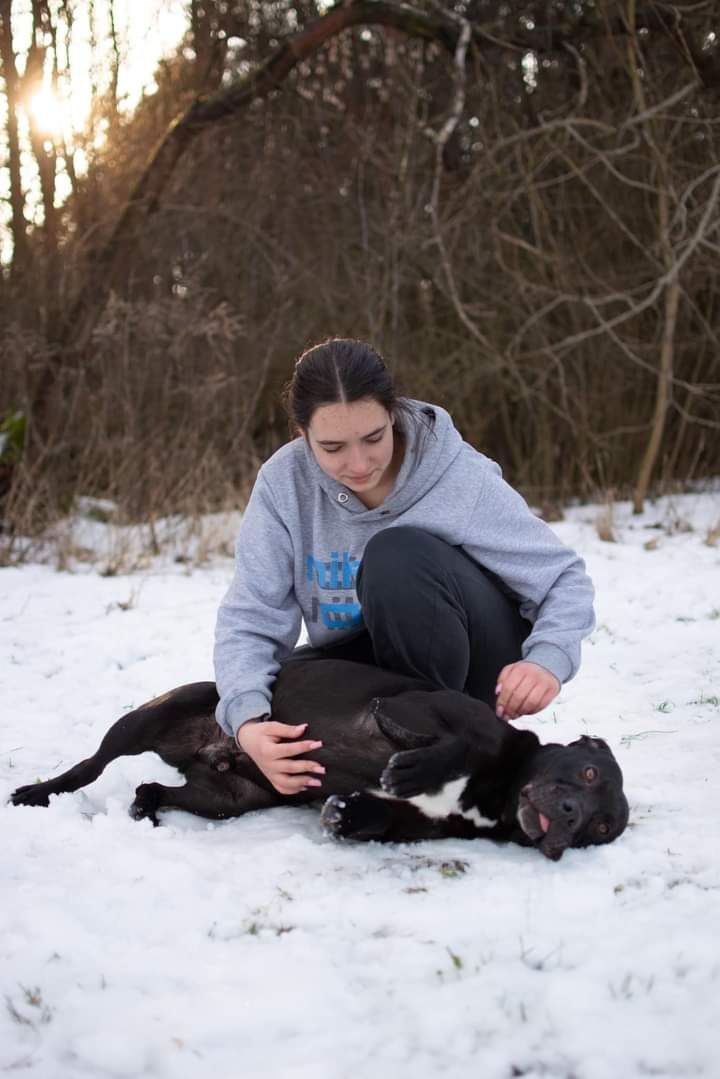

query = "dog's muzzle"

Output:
[[517, 784, 581, 861]]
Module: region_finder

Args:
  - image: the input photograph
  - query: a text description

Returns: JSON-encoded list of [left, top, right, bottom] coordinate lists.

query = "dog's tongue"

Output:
[[539, 812, 550, 834]]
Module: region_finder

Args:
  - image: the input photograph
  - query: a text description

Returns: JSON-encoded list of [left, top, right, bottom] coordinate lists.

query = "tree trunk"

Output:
[[632, 184, 680, 514], [0, 0, 29, 274]]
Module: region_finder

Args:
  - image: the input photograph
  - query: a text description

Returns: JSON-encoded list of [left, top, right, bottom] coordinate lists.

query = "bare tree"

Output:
[[0, 0, 29, 273], [1, 0, 719, 559]]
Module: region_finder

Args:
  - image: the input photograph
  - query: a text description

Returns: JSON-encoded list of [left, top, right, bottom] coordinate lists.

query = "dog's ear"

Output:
[[577, 734, 610, 751], [370, 697, 437, 750]]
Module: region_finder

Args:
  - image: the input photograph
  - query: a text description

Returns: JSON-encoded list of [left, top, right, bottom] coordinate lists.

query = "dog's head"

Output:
[[514, 735, 629, 861]]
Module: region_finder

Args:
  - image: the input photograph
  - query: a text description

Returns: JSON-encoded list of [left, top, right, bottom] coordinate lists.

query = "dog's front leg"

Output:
[[380, 736, 473, 799], [320, 792, 395, 841], [321, 791, 464, 843]]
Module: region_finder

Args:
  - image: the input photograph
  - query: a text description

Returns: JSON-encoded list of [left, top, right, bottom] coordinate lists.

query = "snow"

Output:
[[2, 490, 719, 1079]]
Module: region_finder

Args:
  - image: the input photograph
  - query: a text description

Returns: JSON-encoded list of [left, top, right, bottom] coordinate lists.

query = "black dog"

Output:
[[11, 658, 629, 860]]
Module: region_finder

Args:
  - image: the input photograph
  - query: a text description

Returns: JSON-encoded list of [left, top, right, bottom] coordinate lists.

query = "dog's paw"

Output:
[[380, 749, 441, 799], [10, 782, 52, 808], [320, 794, 351, 838], [320, 792, 390, 842], [129, 782, 162, 826]]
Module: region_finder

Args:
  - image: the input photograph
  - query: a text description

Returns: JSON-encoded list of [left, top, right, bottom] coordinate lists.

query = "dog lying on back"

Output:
[[11, 658, 629, 860]]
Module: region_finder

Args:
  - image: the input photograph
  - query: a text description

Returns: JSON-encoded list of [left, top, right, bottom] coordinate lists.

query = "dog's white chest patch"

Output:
[[407, 776, 497, 828]]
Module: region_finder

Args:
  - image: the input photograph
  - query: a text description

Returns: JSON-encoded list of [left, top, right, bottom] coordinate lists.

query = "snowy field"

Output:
[[2, 491, 719, 1079]]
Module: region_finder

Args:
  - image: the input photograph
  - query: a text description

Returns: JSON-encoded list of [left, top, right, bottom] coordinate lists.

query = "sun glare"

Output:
[[1, 2, 192, 263], [27, 88, 66, 138]]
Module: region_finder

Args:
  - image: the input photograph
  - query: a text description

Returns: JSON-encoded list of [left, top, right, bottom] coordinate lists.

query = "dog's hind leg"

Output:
[[11, 683, 218, 809], [10, 724, 141, 807], [11, 715, 159, 807], [129, 763, 280, 825]]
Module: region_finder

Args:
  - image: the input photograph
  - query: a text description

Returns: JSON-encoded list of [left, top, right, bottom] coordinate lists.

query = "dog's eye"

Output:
[[583, 765, 599, 783], [597, 822, 610, 836]]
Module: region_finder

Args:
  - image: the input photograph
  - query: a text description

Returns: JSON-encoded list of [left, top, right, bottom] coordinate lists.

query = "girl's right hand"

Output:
[[236, 719, 325, 796]]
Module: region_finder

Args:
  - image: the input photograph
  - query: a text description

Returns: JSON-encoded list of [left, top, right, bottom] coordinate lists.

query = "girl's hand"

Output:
[[236, 719, 325, 795], [495, 662, 560, 721]]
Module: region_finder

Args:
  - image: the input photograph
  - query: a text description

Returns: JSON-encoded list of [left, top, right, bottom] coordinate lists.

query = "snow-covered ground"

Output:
[[2, 491, 719, 1079]]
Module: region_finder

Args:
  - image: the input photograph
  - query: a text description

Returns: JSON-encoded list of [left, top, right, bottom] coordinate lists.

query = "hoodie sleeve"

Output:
[[462, 462, 595, 684], [213, 471, 302, 737]]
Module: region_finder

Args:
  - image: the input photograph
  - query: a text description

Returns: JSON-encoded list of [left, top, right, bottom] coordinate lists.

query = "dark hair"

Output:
[[282, 338, 405, 432]]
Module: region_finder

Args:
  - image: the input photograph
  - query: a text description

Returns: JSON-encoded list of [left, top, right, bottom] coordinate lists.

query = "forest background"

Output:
[[0, 0, 718, 565]]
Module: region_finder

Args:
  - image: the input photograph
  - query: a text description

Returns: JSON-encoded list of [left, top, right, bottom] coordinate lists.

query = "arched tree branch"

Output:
[[62, 0, 717, 350], [60, 0, 464, 350]]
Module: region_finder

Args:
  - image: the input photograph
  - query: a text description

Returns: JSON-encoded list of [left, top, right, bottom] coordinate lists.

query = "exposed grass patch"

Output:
[[6, 985, 53, 1028], [595, 503, 617, 543], [620, 729, 678, 747], [687, 691, 719, 708]]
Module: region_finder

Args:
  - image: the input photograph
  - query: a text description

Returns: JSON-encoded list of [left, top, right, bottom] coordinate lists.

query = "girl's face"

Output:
[[303, 397, 396, 497]]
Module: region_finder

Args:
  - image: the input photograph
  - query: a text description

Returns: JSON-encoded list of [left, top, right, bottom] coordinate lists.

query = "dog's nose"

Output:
[[560, 797, 579, 823], [521, 784, 532, 797]]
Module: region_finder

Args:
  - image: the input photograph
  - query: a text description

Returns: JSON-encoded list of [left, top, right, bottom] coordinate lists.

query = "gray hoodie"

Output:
[[214, 401, 595, 736]]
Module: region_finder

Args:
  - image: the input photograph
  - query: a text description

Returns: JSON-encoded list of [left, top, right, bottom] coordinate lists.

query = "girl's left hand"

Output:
[[495, 661, 560, 721]]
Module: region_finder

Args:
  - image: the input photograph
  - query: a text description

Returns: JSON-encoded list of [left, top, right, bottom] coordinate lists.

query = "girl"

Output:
[[214, 339, 594, 795]]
